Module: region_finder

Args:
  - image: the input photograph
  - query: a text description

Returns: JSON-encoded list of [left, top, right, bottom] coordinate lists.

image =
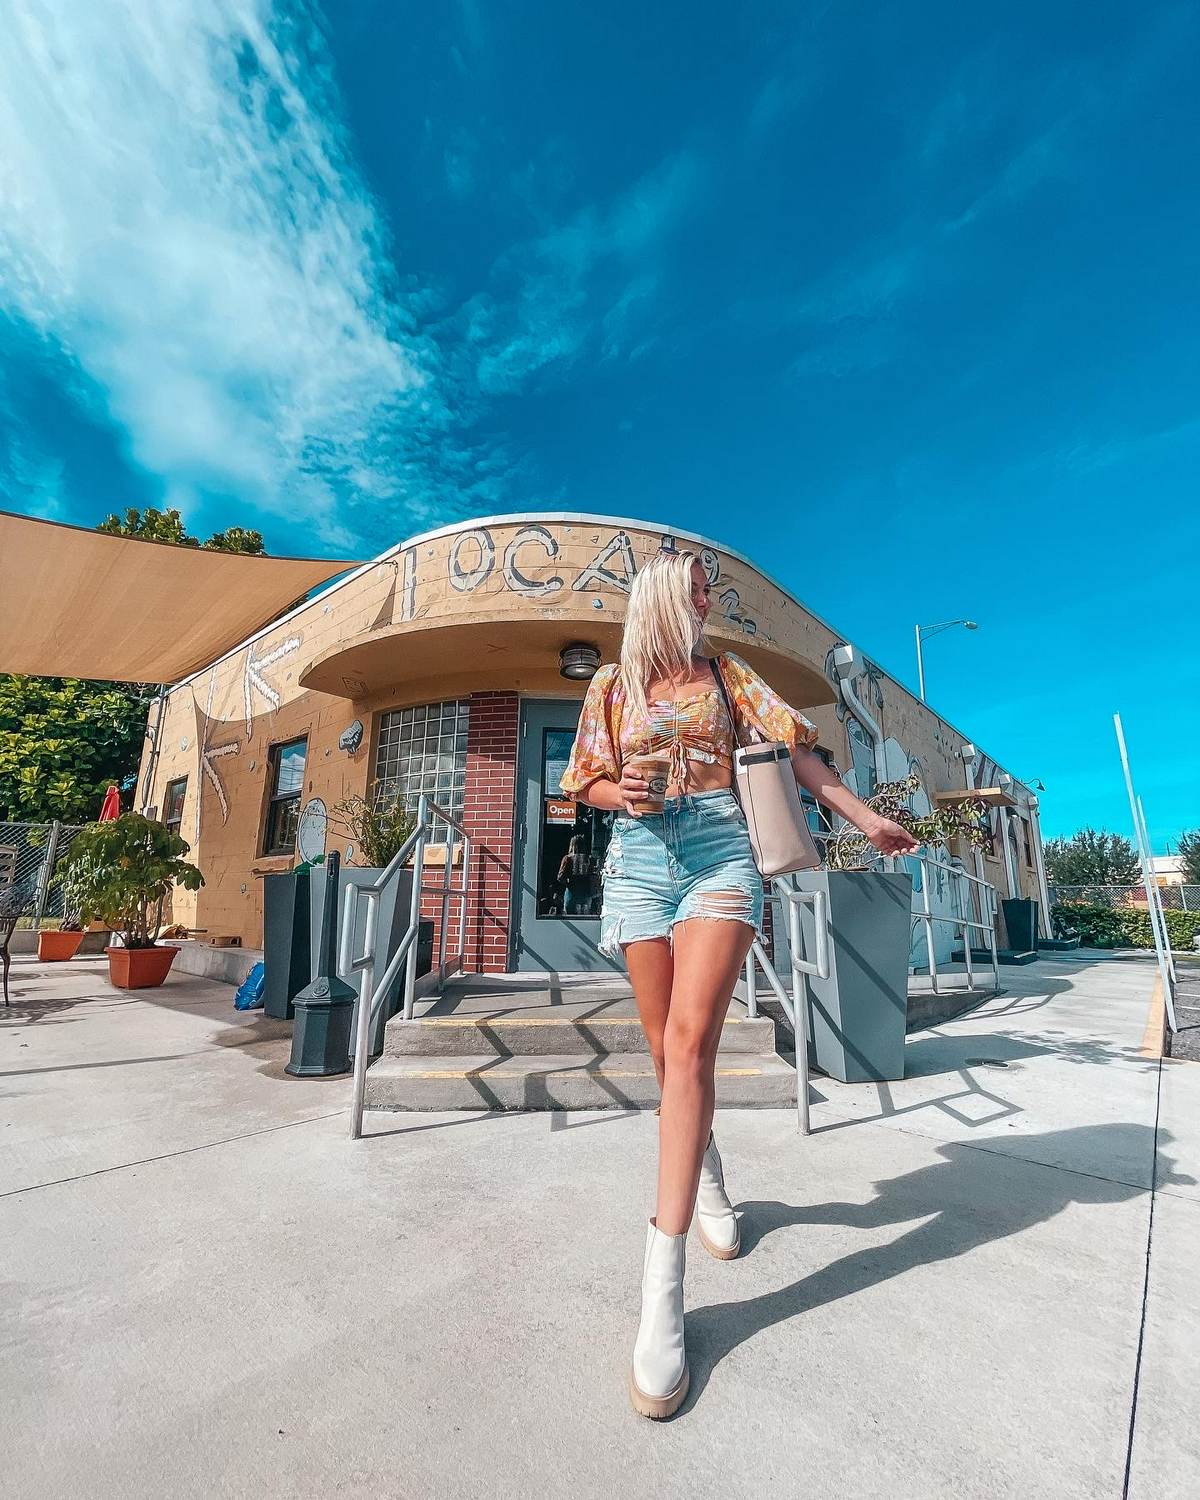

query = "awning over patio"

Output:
[[0, 510, 362, 684]]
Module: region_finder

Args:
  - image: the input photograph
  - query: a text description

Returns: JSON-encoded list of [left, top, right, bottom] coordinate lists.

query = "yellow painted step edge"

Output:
[[408, 1066, 765, 1079], [417, 1016, 745, 1026]]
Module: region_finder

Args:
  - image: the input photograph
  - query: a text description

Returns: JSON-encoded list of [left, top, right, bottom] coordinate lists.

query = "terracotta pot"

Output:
[[105, 944, 180, 989], [37, 929, 86, 962]]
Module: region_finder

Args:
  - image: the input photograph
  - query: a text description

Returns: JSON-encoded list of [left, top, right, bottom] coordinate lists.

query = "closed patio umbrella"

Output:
[[98, 785, 121, 822]]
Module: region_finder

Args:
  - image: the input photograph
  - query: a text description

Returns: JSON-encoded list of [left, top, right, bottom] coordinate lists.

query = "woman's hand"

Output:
[[861, 813, 920, 858], [617, 767, 650, 816]]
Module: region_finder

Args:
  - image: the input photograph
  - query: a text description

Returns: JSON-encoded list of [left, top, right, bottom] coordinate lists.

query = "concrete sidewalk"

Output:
[[1, 952, 1196, 1499]]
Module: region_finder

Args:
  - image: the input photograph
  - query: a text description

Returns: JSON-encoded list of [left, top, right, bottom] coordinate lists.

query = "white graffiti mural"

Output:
[[399, 523, 763, 636], [200, 741, 239, 825], [193, 668, 241, 836], [244, 635, 302, 740]]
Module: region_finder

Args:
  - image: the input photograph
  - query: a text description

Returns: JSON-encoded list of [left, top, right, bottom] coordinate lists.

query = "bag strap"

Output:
[[709, 655, 739, 746], [710, 654, 764, 748]]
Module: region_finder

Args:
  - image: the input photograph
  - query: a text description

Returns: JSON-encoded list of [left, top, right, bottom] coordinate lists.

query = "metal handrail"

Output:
[[341, 794, 473, 1139], [743, 847, 1001, 1136], [743, 879, 830, 1136], [910, 851, 1000, 994]]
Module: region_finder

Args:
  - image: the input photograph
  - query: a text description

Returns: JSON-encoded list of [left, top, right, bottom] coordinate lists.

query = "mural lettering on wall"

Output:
[[448, 528, 495, 592], [399, 546, 417, 620], [503, 525, 563, 598], [654, 535, 719, 581], [244, 635, 302, 740], [368, 522, 763, 634], [370, 550, 418, 629], [570, 529, 638, 594], [717, 587, 757, 637]]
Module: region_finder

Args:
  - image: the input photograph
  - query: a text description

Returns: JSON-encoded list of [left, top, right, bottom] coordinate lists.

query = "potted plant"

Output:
[[36, 906, 86, 962], [58, 813, 204, 989], [791, 774, 989, 1083]]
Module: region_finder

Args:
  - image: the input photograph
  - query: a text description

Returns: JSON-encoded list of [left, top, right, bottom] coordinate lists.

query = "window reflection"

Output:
[[537, 729, 612, 920]]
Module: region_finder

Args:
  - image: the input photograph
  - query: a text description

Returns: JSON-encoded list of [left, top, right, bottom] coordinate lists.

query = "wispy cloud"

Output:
[[0, 1, 498, 545], [1051, 417, 1200, 478], [470, 151, 703, 394]]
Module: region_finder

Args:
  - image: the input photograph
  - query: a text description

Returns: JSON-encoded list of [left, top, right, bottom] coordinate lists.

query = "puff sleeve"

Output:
[[560, 663, 621, 796], [720, 652, 819, 753]]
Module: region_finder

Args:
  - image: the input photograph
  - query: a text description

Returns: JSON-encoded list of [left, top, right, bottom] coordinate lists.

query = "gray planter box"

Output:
[[262, 864, 312, 1021], [310, 864, 431, 1057], [792, 869, 914, 1083]]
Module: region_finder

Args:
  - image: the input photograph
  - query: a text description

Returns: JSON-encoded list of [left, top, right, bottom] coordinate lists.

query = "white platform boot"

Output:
[[629, 1218, 689, 1419], [695, 1131, 741, 1259]]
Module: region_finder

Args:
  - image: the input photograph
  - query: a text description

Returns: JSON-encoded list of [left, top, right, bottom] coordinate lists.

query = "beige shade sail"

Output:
[[0, 510, 363, 684]]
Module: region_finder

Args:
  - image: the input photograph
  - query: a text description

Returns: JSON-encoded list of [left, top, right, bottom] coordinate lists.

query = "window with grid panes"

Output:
[[373, 700, 469, 842]]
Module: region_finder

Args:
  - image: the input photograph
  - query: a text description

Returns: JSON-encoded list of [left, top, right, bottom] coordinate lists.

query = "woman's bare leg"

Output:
[[655, 915, 754, 1235], [623, 937, 673, 1092]]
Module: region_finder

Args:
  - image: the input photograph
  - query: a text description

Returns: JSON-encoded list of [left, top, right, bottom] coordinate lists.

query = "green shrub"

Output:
[[58, 812, 203, 948], [334, 786, 417, 868], [1052, 902, 1200, 951]]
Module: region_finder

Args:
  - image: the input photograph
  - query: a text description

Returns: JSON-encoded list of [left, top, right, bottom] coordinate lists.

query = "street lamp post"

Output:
[[915, 619, 978, 702]]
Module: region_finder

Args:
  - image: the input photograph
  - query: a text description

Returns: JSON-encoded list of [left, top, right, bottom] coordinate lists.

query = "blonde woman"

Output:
[[560, 550, 917, 1419]]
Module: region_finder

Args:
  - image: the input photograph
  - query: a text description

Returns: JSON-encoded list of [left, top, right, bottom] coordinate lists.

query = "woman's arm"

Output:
[[719, 653, 918, 857], [791, 747, 919, 857], [575, 769, 650, 817]]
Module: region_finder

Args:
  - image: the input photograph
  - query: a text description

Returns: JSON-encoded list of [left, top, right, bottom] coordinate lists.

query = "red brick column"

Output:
[[459, 692, 519, 973]]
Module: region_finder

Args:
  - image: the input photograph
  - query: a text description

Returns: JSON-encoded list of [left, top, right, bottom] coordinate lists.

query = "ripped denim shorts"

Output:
[[597, 788, 765, 959]]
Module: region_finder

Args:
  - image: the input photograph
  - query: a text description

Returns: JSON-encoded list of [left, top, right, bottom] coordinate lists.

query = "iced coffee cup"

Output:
[[626, 753, 672, 815]]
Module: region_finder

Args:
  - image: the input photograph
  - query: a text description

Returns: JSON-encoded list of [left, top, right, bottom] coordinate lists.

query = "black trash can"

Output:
[[1002, 898, 1039, 952]]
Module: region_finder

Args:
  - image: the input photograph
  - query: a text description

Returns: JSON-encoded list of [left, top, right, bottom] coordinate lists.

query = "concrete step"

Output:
[[364, 1052, 798, 1112], [384, 974, 777, 1058], [382, 1008, 776, 1058]]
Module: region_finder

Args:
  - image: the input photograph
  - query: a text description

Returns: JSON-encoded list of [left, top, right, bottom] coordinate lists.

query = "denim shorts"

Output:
[[598, 788, 765, 958]]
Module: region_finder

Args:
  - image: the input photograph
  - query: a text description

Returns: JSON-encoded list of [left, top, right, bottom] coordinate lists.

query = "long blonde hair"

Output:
[[619, 550, 708, 726]]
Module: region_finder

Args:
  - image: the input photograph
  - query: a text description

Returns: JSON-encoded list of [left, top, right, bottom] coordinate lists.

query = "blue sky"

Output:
[[1, 1, 1197, 849]]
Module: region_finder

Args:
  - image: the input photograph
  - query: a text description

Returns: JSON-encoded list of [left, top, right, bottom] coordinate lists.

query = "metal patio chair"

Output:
[[0, 847, 38, 1006]]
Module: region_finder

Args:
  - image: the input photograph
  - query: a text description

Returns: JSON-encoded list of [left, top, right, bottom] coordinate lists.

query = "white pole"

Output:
[[1136, 795, 1177, 990], [1113, 714, 1176, 1031], [915, 625, 926, 702]]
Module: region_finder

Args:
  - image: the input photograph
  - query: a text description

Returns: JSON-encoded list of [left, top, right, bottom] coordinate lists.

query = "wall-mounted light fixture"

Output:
[[559, 642, 601, 680]]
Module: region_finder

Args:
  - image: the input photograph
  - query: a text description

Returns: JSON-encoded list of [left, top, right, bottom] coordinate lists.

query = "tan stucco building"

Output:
[[137, 512, 1050, 972]]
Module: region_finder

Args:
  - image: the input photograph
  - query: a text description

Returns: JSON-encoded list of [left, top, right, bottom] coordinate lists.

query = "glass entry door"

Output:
[[513, 699, 619, 972]]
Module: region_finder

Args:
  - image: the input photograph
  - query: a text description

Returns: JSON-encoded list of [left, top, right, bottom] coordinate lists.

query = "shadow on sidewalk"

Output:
[[680, 1124, 1193, 1413]]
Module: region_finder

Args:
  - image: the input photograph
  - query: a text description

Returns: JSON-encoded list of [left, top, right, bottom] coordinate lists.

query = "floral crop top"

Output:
[[559, 652, 819, 797]]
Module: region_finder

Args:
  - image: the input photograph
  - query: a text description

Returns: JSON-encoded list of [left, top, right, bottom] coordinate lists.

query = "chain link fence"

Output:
[[0, 822, 86, 928], [1051, 883, 1200, 912]]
